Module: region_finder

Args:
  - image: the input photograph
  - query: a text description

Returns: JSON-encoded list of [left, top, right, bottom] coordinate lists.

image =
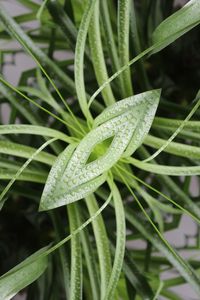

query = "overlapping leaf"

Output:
[[40, 90, 160, 210]]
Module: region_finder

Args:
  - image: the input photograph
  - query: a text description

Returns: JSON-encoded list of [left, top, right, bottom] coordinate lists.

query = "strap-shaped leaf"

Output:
[[0, 246, 49, 300], [152, 0, 200, 54], [40, 90, 160, 210]]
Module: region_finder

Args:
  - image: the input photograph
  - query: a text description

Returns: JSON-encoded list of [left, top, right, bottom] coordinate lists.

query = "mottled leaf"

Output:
[[40, 91, 160, 210]]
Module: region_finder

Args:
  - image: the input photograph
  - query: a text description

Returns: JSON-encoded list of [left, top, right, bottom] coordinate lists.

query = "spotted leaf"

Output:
[[40, 90, 160, 210]]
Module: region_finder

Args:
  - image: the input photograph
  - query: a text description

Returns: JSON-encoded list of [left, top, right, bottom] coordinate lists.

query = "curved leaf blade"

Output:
[[105, 179, 126, 300], [129, 157, 200, 176], [40, 91, 160, 210], [39, 144, 106, 210], [152, 0, 200, 54], [0, 124, 71, 142], [0, 247, 49, 300]]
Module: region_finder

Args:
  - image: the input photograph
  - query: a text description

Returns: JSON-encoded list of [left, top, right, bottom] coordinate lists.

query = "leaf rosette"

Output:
[[40, 90, 160, 210]]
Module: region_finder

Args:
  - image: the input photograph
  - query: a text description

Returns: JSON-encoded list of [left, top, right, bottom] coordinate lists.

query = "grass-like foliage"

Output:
[[0, 0, 200, 299]]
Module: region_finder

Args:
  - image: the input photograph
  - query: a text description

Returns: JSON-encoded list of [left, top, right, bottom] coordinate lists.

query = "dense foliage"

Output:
[[0, 0, 200, 299]]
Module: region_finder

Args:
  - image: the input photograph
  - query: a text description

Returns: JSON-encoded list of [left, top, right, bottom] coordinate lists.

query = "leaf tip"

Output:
[[154, 88, 162, 97], [38, 203, 46, 212]]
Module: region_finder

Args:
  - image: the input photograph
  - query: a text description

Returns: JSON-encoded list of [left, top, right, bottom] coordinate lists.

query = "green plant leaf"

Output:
[[129, 157, 200, 176], [135, 186, 180, 232], [78, 219, 100, 300], [88, 1, 200, 108], [100, 0, 125, 97], [39, 144, 106, 211], [0, 140, 55, 166], [2, 2, 200, 297], [40, 90, 160, 210], [88, 0, 115, 106], [19, 70, 62, 113], [67, 203, 83, 300], [144, 135, 200, 160], [94, 90, 160, 157], [47, 0, 79, 53], [125, 207, 200, 297], [153, 117, 200, 132], [0, 138, 56, 208], [105, 178, 126, 300], [0, 169, 46, 184], [36, 0, 49, 20], [123, 250, 154, 300], [0, 82, 39, 125], [86, 194, 112, 299], [18, 0, 40, 11], [74, 0, 96, 123], [152, 0, 200, 54], [0, 246, 49, 300], [0, 192, 113, 299], [0, 124, 71, 143], [143, 97, 200, 163], [0, 4, 75, 94], [117, 0, 133, 96]]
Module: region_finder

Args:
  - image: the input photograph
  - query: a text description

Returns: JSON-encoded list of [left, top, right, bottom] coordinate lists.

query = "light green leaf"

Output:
[[95, 90, 160, 157], [67, 204, 83, 300], [18, 85, 60, 113], [105, 178, 126, 300], [39, 144, 106, 211], [36, 0, 49, 20], [117, 0, 133, 96], [0, 193, 113, 300], [152, 0, 200, 54], [78, 219, 100, 300], [101, 0, 125, 97], [62, 91, 159, 188], [129, 157, 200, 176], [74, 0, 96, 122], [128, 176, 180, 233], [148, 197, 181, 215], [88, 1, 200, 108], [0, 138, 56, 208], [17, 0, 40, 11], [40, 91, 160, 210], [153, 117, 200, 132], [0, 140, 55, 166], [143, 97, 200, 163], [0, 124, 71, 143], [144, 135, 200, 160], [86, 194, 112, 299], [0, 82, 39, 125], [0, 169, 46, 183], [35, 69, 64, 113], [0, 3, 76, 94], [0, 247, 49, 300], [88, 0, 115, 106]]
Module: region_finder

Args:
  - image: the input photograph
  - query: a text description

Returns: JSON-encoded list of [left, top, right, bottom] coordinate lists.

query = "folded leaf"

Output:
[[40, 91, 160, 210]]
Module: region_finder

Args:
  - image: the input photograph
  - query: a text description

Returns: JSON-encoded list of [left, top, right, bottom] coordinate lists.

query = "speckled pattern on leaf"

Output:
[[40, 90, 160, 210]]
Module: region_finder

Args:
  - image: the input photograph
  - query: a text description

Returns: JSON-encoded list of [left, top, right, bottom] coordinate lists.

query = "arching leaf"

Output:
[[0, 247, 49, 300], [40, 90, 160, 210]]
